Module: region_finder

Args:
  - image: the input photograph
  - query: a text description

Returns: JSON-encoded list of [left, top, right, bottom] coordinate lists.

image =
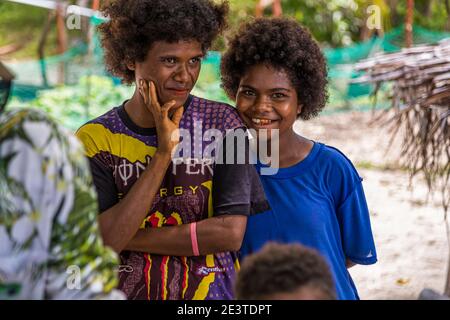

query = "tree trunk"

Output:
[[92, 0, 100, 10], [37, 12, 54, 87], [273, 0, 282, 17], [255, 0, 282, 18], [424, 0, 432, 18], [387, 0, 399, 26], [255, 0, 272, 17], [405, 0, 414, 48], [56, 3, 68, 84], [445, 0, 450, 31]]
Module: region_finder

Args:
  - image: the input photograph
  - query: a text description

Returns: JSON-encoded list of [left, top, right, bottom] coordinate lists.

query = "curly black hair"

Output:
[[235, 243, 336, 300], [98, 0, 229, 84], [221, 18, 328, 120]]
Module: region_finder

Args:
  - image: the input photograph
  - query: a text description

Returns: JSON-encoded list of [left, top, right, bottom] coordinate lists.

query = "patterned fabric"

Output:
[[76, 95, 268, 300], [0, 109, 123, 300]]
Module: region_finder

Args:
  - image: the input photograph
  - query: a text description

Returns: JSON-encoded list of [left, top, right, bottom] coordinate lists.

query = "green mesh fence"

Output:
[[5, 20, 450, 129]]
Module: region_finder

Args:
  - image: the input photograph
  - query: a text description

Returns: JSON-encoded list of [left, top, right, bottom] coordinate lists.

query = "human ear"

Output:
[[297, 104, 303, 117], [127, 61, 135, 71]]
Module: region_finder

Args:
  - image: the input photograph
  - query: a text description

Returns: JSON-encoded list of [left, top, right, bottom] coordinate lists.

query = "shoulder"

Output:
[[75, 107, 119, 155], [76, 107, 118, 135], [315, 143, 363, 198], [1, 108, 80, 153], [190, 95, 235, 112], [1, 109, 55, 135], [318, 144, 360, 177], [189, 95, 244, 130]]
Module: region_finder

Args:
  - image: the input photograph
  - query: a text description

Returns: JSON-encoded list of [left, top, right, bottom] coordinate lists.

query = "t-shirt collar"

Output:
[[118, 94, 193, 136]]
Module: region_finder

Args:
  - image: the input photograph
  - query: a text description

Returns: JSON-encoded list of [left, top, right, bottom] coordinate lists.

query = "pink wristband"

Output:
[[190, 222, 200, 256]]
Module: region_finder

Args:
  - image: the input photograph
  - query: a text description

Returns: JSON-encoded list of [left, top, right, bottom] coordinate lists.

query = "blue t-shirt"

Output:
[[240, 142, 377, 300]]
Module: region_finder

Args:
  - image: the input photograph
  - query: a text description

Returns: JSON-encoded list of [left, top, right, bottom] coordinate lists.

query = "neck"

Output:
[[124, 88, 156, 128], [259, 129, 312, 168]]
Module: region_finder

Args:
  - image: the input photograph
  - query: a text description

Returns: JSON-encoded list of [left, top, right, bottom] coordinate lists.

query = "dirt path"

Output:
[[295, 110, 449, 299]]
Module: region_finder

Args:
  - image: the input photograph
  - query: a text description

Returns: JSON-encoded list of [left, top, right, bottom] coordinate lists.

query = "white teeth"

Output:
[[252, 118, 272, 125]]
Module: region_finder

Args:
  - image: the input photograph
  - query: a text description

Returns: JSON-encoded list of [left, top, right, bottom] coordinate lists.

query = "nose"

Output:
[[173, 64, 190, 84], [252, 95, 273, 113]]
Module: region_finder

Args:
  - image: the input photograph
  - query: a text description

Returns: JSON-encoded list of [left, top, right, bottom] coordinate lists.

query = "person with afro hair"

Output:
[[235, 242, 336, 300], [221, 18, 377, 300], [76, 0, 270, 300]]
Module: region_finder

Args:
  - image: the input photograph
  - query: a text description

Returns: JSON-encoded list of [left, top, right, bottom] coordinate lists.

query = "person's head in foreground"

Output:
[[235, 243, 336, 300], [221, 17, 327, 141], [99, 0, 228, 108]]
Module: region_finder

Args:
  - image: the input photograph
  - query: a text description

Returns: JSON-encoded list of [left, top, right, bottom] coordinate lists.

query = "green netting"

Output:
[[325, 25, 450, 64], [325, 25, 450, 100], [6, 20, 450, 129]]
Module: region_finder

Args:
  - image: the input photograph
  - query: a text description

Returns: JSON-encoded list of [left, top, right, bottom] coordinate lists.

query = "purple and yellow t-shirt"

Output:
[[76, 95, 268, 300]]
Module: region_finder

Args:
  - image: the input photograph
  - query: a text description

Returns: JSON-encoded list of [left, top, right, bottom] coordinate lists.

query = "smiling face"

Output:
[[236, 64, 301, 141], [131, 40, 204, 107]]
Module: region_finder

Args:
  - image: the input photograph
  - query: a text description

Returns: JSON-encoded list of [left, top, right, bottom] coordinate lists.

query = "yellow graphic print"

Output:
[[193, 182, 216, 300], [193, 254, 216, 300], [181, 256, 189, 299], [161, 256, 170, 300], [201, 181, 214, 218], [76, 123, 157, 162], [145, 254, 152, 300]]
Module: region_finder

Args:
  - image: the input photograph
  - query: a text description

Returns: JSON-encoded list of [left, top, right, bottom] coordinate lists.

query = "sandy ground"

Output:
[[294, 110, 449, 300]]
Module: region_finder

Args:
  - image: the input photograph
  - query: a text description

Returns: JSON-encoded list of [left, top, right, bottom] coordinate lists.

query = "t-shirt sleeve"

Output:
[[88, 156, 119, 213], [212, 129, 270, 217], [76, 126, 118, 214], [336, 175, 377, 265]]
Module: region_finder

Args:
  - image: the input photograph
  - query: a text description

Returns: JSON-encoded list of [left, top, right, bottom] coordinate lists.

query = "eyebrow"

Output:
[[159, 54, 204, 60], [239, 84, 292, 92]]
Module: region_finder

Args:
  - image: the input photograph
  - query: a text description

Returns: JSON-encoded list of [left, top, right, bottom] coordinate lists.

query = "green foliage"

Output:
[[282, 0, 364, 47], [395, 0, 450, 32], [7, 64, 232, 132], [212, 0, 258, 51], [6, 64, 388, 133], [8, 76, 133, 132], [2, 0, 450, 57], [3, 0, 449, 130], [192, 60, 233, 104], [216, 0, 450, 48], [0, 1, 89, 60], [0, 2, 58, 59]]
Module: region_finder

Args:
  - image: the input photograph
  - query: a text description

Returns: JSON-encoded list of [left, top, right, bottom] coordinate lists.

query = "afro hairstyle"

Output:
[[99, 0, 229, 84], [221, 18, 328, 120]]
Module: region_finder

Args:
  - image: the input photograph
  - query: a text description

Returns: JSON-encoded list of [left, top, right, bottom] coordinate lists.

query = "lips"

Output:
[[167, 88, 190, 96]]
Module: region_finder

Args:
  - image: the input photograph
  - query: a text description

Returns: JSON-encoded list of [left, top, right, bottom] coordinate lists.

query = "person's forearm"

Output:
[[99, 151, 171, 253], [125, 215, 247, 256]]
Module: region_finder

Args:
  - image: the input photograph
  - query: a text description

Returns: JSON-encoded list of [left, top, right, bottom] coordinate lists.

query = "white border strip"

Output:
[[6, 0, 100, 17]]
